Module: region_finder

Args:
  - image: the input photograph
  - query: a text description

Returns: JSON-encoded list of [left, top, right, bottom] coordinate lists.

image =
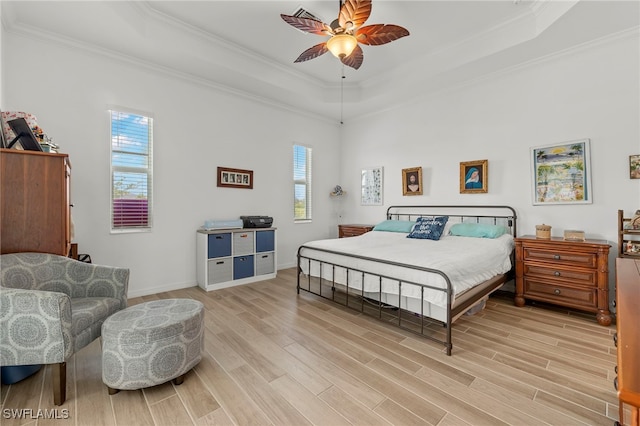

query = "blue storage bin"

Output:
[[233, 255, 254, 279], [208, 233, 232, 258], [256, 230, 275, 252], [1, 364, 42, 385]]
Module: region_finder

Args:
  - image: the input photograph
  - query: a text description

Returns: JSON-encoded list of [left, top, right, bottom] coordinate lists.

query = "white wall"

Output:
[[2, 32, 340, 297], [340, 31, 640, 303]]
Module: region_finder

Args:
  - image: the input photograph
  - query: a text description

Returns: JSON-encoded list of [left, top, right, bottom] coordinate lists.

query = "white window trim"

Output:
[[293, 144, 312, 222], [109, 107, 154, 234]]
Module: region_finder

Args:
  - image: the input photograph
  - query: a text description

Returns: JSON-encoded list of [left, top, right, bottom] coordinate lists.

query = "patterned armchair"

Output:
[[0, 253, 129, 405]]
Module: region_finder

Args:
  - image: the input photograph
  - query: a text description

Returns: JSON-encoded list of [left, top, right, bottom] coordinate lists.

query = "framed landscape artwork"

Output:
[[531, 139, 592, 205], [361, 166, 383, 205], [459, 160, 488, 194], [217, 167, 253, 189]]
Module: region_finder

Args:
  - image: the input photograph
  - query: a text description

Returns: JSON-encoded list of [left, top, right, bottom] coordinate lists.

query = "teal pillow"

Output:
[[373, 220, 416, 233], [406, 216, 449, 240], [449, 223, 509, 239]]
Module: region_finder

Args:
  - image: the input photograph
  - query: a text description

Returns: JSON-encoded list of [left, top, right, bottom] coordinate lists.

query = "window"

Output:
[[110, 109, 153, 231], [293, 145, 312, 221]]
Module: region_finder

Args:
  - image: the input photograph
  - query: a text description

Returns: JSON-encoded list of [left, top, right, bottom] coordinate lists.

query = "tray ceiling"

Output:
[[2, 1, 638, 122]]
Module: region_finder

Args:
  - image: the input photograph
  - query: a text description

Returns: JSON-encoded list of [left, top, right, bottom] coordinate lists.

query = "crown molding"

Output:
[[348, 25, 640, 124], [530, 0, 580, 34], [358, 4, 540, 93], [138, 1, 329, 89], [2, 22, 340, 125]]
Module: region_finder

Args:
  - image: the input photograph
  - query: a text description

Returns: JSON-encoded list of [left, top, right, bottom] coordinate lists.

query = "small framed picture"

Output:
[[624, 241, 640, 255], [361, 166, 383, 205], [217, 167, 253, 189], [460, 160, 488, 194], [630, 155, 640, 179], [402, 167, 422, 196]]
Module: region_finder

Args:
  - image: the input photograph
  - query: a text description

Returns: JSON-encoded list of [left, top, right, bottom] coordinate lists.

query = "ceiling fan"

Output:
[[280, 0, 409, 70]]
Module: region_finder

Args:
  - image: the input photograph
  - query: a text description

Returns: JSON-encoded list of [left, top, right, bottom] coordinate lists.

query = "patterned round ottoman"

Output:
[[101, 299, 204, 393]]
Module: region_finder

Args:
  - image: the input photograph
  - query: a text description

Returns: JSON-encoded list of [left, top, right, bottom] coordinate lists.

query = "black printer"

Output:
[[240, 216, 273, 228]]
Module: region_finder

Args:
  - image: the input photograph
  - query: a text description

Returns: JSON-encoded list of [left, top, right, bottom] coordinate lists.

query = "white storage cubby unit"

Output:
[[196, 228, 277, 291]]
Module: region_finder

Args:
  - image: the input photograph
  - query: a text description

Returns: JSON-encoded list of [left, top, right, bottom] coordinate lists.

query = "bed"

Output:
[[296, 205, 517, 355]]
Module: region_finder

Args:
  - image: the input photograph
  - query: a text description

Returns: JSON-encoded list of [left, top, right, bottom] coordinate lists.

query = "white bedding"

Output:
[[299, 230, 514, 308]]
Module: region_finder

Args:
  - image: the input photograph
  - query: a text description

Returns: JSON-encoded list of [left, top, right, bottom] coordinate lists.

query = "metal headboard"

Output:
[[385, 205, 517, 237]]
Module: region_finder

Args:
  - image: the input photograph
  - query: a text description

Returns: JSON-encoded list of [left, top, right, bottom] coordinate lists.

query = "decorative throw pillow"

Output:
[[406, 216, 449, 240], [449, 223, 509, 239], [373, 220, 416, 233]]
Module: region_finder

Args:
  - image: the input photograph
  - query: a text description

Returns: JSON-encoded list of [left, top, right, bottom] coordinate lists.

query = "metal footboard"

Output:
[[296, 245, 455, 355]]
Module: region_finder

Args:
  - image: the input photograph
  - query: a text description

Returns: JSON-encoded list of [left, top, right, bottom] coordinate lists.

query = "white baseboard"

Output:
[[126, 264, 296, 299]]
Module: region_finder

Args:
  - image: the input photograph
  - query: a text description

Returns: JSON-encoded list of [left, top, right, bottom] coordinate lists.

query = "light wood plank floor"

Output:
[[1, 268, 619, 425]]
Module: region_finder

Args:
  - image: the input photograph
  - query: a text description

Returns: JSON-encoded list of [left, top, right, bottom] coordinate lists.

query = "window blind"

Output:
[[293, 145, 312, 221], [110, 110, 153, 231]]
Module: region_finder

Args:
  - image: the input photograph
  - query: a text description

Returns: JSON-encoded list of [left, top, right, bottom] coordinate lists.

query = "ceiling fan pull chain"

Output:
[[340, 66, 346, 125]]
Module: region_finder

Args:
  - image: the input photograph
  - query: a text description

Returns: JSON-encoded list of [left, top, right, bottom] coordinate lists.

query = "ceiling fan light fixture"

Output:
[[326, 33, 358, 58], [281, 0, 409, 70]]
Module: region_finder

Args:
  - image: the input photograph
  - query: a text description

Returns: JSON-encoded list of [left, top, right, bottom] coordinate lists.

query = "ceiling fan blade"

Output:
[[339, 0, 372, 31], [340, 44, 363, 70], [355, 24, 410, 45], [280, 14, 331, 35], [294, 43, 329, 63]]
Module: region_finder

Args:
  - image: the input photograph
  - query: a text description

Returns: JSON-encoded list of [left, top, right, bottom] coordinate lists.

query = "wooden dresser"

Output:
[[615, 258, 640, 426], [0, 149, 72, 256], [514, 236, 611, 326], [338, 224, 374, 238]]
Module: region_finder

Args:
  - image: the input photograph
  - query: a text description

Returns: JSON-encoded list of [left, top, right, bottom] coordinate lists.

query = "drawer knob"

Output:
[[554, 289, 561, 295], [613, 332, 618, 347], [553, 254, 561, 260], [554, 271, 561, 277], [614, 376, 618, 391]]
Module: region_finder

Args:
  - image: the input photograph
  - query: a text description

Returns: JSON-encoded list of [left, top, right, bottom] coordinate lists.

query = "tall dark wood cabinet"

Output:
[[615, 258, 640, 426], [0, 149, 71, 256]]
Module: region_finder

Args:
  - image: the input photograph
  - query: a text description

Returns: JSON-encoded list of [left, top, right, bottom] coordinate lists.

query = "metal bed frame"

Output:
[[296, 205, 517, 355]]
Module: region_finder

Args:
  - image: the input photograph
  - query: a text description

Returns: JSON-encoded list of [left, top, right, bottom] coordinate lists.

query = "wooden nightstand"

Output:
[[514, 235, 612, 326], [338, 224, 374, 238]]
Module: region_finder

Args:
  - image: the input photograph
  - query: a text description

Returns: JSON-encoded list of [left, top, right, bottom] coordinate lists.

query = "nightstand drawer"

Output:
[[522, 247, 597, 268], [523, 277, 596, 308], [522, 264, 597, 286]]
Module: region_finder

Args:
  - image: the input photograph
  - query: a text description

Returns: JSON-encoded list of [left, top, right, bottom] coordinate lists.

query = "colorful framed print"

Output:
[[630, 154, 640, 179], [402, 167, 423, 196], [361, 166, 383, 205], [217, 167, 253, 189], [531, 139, 592, 205], [460, 160, 488, 194]]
